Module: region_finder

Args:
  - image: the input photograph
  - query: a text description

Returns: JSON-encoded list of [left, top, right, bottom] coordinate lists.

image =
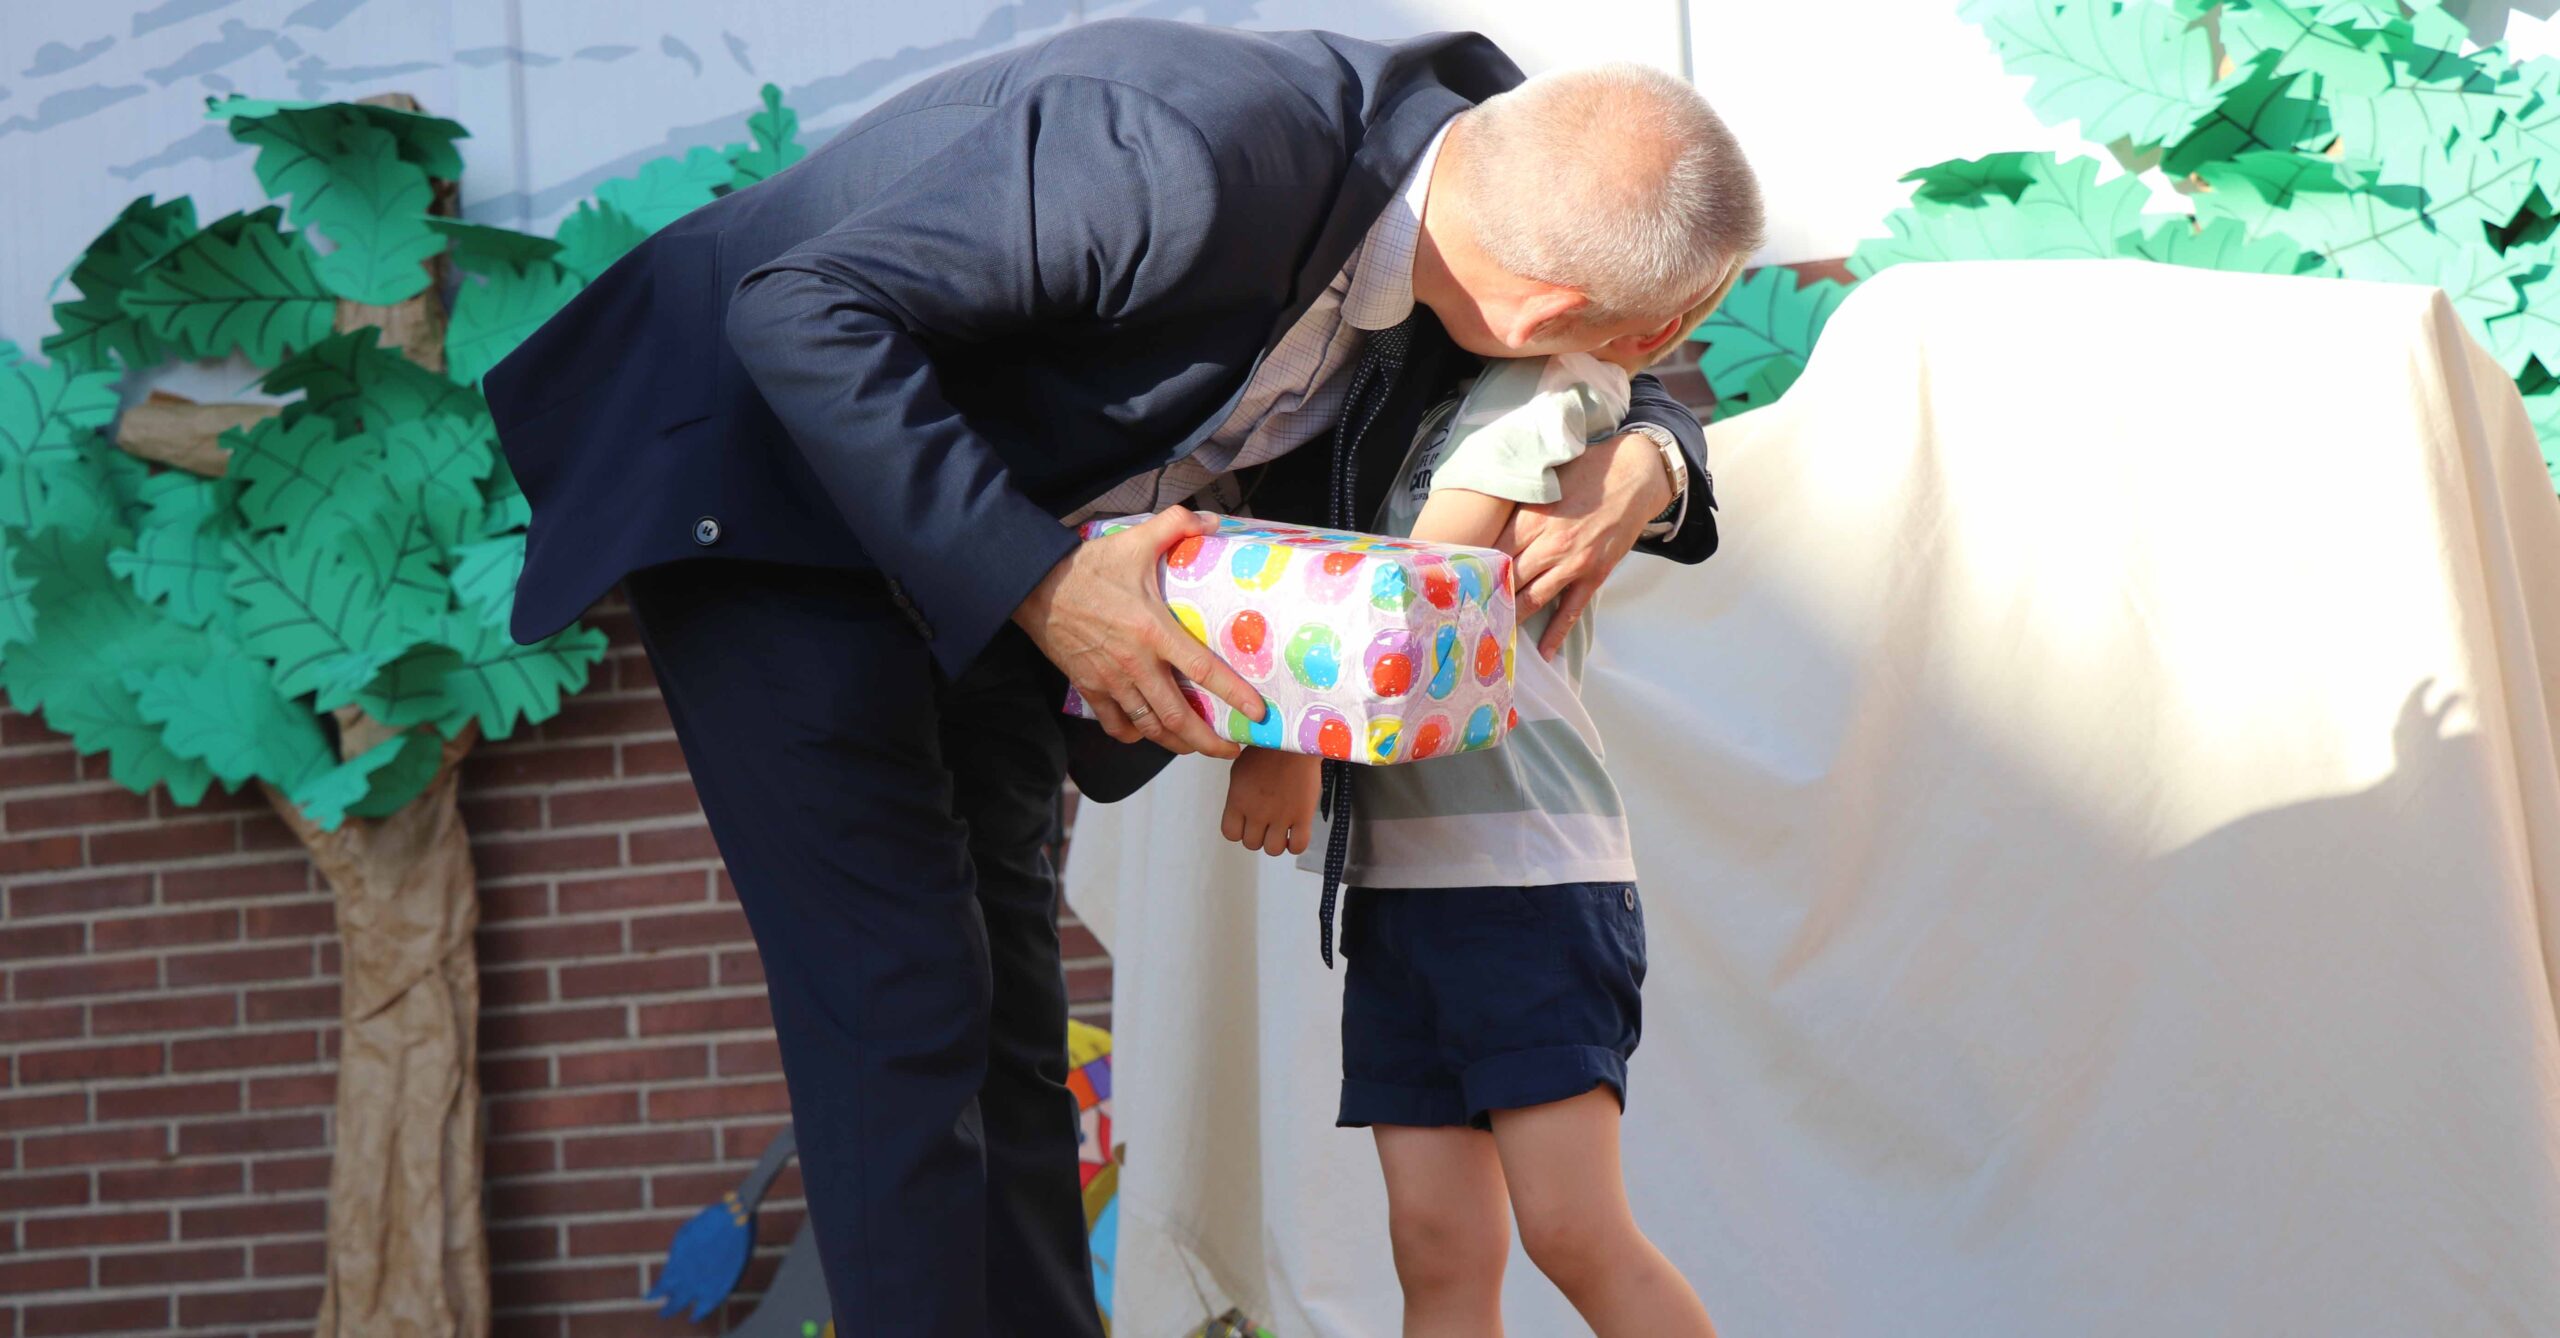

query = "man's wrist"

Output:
[[1620, 423, 1687, 534]]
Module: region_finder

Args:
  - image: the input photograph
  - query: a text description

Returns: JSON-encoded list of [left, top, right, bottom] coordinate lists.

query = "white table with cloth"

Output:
[[1062, 259, 2560, 1337]]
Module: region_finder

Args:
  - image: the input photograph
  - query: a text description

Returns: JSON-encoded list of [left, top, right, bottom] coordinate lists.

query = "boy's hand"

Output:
[[1221, 748, 1323, 857]]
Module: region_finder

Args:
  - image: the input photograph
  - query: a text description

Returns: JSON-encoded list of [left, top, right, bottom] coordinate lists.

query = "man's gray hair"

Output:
[[1451, 63, 1764, 325]]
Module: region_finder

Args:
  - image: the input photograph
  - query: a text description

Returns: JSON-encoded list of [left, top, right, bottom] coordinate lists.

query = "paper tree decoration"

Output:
[[1697, 0, 2560, 488], [6, 82, 806, 1338]]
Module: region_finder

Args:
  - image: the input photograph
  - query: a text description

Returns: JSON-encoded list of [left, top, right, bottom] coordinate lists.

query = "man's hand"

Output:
[[1499, 430, 1676, 660], [1221, 748, 1323, 856], [1013, 507, 1264, 757]]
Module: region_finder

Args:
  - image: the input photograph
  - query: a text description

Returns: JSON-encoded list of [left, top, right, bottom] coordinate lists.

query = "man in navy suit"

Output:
[[488, 18, 1759, 1334]]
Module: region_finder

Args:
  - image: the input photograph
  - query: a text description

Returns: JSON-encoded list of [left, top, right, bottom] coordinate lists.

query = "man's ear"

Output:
[[1505, 287, 1588, 347], [1599, 316, 1685, 369]]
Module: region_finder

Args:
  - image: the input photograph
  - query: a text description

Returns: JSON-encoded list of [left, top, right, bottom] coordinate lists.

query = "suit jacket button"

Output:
[[693, 516, 721, 546]]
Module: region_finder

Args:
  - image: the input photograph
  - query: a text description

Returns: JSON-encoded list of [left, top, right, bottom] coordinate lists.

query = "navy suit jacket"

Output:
[[486, 19, 1718, 793]]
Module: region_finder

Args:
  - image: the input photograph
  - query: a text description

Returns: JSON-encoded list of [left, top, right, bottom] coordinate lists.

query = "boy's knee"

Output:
[[1517, 1210, 1621, 1294], [1389, 1203, 1509, 1291]]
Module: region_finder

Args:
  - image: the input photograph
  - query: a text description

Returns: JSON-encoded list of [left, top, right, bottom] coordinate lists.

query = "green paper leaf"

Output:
[[2354, 232, 2526, 327], [1, 527, 218, 804], [2321, 54, 2518, 190], [728, 83, 807, 189], [2013, 153, 2155, 257], [445, 261, 581, 386], [1741, 358, 1803, 406], [552, 199, 649, 284], [285, 726, 429, 829], [1961, 0, 2218, 147], [2328, 110, 2536, 237], [2476, 59, 2560, 205], [211, 94, 467, 180], [302, 466, 449, 630], [44, 195, 199, 374], [448, 535, 524, 628], [1691, 267, 1849, 402], [432, 616, 606, 741], [0, 534, 41, 651], [2128, 214, 2337, 275], [2490, 187, 2560, 253], [480, 453, 529, 536], [23, 677, 217, 804], [223, 104, 362, 231], [226, 532, 426, 708], [2162, 52, 2331, 177], [302, 124, 442, 305], [376, 413, 496, 545], [2222, 0, 2395, 99], [354, 643, 461, 728], [340, 726, 443, 818], [2197, 152, 2470, 281], [127, 656, 327, 789], [2524, 388, 2560, 489], [2192, 149, 2356, 229], [119, 209, 336, 364], [596, 146, 732, 233], [1898, 152, 2044, 207], [261, 328, 484, 433], [0, 360, 122, 540], [107, 471, 242, 631], [426, 216, 564, 273], [2479, 242, 2560, 373], [226, 412, 370, 533], [1853, 154, 2151, 278]]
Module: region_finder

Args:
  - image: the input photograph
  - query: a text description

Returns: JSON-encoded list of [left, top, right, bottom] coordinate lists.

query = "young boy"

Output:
[[1218, 269, 1740, 1338]]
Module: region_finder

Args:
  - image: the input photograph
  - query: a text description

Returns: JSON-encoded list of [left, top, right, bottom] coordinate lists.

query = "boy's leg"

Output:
[[1372, 1125, 1513, 1338], [1489, 1089, 1717, 1338]]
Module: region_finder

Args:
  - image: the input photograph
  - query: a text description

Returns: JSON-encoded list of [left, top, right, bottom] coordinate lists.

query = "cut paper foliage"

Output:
[[1705, 0, 2560, 482], [0, 79, 804, 827]]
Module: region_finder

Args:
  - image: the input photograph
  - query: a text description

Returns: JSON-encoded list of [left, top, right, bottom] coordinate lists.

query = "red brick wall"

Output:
[[0, 591, 1113, 1337]]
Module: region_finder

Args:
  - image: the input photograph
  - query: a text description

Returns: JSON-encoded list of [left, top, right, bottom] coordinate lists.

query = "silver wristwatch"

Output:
[[1624, 423, 1688, 537]]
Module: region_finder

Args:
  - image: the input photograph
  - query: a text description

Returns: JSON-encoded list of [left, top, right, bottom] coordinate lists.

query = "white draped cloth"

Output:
[[1065, 259, 2560, 1337]]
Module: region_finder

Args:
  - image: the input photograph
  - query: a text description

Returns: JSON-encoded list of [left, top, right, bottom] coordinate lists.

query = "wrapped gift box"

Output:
[[1061, 514, 1517, 764]]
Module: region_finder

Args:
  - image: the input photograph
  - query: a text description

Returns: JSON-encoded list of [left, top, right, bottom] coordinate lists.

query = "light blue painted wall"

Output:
[[0, 0, 1697, 361]]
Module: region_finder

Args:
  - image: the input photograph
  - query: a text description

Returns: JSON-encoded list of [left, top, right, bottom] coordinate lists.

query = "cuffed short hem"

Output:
[[1338, 1076, 1470, 1129], [1460, 1044, 1628, 1128]]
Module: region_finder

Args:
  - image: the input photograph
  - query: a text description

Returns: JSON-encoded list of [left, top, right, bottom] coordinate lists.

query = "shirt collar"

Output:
[[1341, 115, 1456, 332]]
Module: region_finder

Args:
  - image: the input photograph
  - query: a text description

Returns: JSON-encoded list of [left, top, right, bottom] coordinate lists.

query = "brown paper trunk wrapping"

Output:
[[264, 724, 488, 1337]]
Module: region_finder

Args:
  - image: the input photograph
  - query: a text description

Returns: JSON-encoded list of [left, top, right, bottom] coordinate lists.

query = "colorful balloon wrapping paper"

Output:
[[1062, 514, 1518, 765]]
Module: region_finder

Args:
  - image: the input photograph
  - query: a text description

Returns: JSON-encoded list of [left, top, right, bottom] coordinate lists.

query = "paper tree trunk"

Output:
[[283, 91, 488, 1337], [265, 717, 488, 1338]]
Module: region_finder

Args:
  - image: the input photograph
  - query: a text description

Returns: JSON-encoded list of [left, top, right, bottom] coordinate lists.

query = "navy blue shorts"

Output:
[[1337, 880, 1647, 1130]]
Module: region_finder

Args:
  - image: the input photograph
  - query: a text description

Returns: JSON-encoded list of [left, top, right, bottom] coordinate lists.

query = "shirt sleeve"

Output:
[[1426, 351, 1635, 505]]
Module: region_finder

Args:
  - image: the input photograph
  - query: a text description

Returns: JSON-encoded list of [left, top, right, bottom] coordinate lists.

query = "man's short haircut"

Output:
[[1452, 63, 1766, 326]]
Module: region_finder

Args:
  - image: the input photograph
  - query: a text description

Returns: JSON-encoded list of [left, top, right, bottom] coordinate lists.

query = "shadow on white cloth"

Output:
[[1066, 259, 2560, 1337]]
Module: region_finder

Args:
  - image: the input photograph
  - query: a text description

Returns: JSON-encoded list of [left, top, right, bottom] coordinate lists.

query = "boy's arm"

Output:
[[1416, 355, 1629, 550], [1408, 489, 1518, 550]]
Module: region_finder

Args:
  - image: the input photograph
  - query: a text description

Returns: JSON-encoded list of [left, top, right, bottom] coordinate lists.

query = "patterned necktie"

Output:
[[1317, 313, 1417, 967]]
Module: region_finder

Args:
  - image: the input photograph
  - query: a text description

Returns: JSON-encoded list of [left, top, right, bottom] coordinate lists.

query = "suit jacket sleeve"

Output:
[[724, 76, 1229, 677], [1622, 370, 1719, 563]]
